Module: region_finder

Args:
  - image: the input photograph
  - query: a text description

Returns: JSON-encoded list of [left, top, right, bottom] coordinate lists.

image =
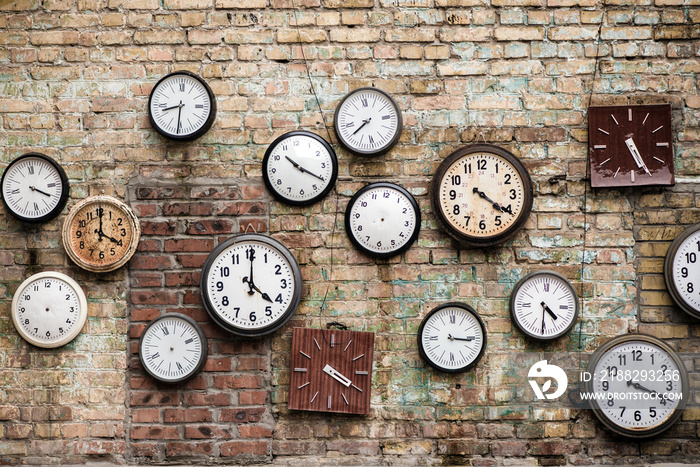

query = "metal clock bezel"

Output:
[[663, 222, 700, 320]]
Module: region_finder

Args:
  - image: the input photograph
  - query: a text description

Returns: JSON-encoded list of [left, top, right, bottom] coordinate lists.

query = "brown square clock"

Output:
[[588, 104, 674, 188], [288, 327, 374, 415]]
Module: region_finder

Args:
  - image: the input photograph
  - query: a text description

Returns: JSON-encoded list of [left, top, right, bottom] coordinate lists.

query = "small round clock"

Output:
[[585, 333, 688, 438], [430, 144, 533, 247], [200, 234, 302, 337], [1, 152, 70, 223], [664, 222, 700, 319], [510, 271, 579, 340], [262, 131, 338, 206], [11, 271, 88, 348], [62, 195, 141, 273], [334, 87, 403, 156], [139, 313, 208, 384], [148, 71, 217, 142], [417, 302, 487, 373], [344, 182, 421, 258]]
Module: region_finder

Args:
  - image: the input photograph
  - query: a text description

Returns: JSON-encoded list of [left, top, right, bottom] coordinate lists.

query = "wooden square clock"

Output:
[[288, 327, 374, 415], [588, 104, 674, 188]]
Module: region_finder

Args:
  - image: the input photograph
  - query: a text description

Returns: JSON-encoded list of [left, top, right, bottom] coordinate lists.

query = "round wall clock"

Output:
[[334, 87, 403, 156], [417, 302, 486, 373], [1, 152, 70, 223], [200, 234, 302, 337], [664, 222, 700, 319], [430, 144, 533, 247], [11, 271, 88, 348], [139, 313, 208, 384], [148, 71, 217, 142], [62, 195, 141, 273], [344, 182, 421, 258], [262, 131, 338, 206], [510, 271, 579, 340], [589, 104, 674, 188], [585, 333, 688, 438]]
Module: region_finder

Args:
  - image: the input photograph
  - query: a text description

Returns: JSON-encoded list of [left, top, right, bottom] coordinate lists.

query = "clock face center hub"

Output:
[[170, 347, 174, 351], [46, 308, 50, 312]]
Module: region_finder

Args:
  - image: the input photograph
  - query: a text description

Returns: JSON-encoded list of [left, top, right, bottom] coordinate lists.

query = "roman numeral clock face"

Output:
[[148, 71, 216, 141]]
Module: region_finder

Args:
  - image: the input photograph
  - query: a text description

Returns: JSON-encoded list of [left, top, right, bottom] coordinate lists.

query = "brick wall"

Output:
[[0, 0, 699, 465]]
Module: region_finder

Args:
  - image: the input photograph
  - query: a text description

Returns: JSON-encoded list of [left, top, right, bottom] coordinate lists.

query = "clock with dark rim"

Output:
[[344, 182, 421, 258], [509, 270, 579, 340], [417, 302, 487, 373], [200, 233, 302, 338], [1, 152, 70, 223], [262, 130, 338, 206], [584, 333, 688, 438], [288, 327, 374, 414], [589, 104, 674, 188], [334, 87, 403, 156], [148, 71, 217, 142], [663, 222, 700, 320], [430, 144, 533, 247], [139, 313, 208, 384]]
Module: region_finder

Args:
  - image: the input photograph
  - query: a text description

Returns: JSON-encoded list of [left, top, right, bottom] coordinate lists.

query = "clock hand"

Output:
[[448, 334, 475, 342], [161, 103, 184, 112], [541, 302, 558, 320], [29, 186, 52, 197], [245, 280, 273, 303], [352, 117, 372, 135], [284, 156, 325, 182], [624, 137, 652, 176], [472, 187, 511, 215], [626, 380, 661, 397], [176, 100, 183, 135], [323, 364, 352, 387], [541, 302, 546, 334]]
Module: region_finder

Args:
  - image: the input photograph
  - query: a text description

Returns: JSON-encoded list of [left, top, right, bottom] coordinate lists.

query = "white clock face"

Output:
[[418, 303, 486, 373], [149, 72, 216, 141], [665, 224, 700, 319], [201, 235, 302, 337], [263, 131, 338, 205], [11, 272, 87, 348], [1, 153, 68, 222], [139, 313, 207, 383], [510, 271, 578, 340], [335, 87, 402, 156], [345, 182, 420, 257], [588, 337, 687, 437]]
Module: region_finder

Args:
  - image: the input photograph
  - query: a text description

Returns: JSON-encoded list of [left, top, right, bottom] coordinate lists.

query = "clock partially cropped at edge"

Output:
[[148, 71, 217, 142], [1, 152, 70, 223], [288, 327, 374, 414], [334, 87, 403, 156], [589, 104, 674, 188], [11, 271, 88, 348], [585, 333, 688, 438], [664, 222, 700, 319]]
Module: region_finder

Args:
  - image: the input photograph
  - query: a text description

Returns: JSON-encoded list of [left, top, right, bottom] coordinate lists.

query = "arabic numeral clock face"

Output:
[[510, 271, 579, 340], [585, 334, 688, 438], [11, 272, 88, 348], [200, 234, 302, 337], [345, 182, 421, 258], [62, 195, 141, 273], [589, 104, 674, 188], [1, 153, 70, 223], [262, 131, 338, 206], [664, 223, 700, 319], [334, 87, 403, 156], [139, 313, 208, 384], [431, 144, 533, 247], [148, 71, 217, 142], [417, 303, 486, 373]]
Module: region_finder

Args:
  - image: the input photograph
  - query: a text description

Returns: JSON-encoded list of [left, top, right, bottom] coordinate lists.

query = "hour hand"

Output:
[[29, 186, 52, 197], [541, 302, 558, 320], [624, 137, 651, 176], [323, 364, 352, 387], [284, 156, 325, 182], [448, 334, 475, 342]]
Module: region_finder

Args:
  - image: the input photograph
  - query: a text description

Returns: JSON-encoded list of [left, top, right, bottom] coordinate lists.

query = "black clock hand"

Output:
[[243, 247, 256, 295], [472, 187, 512, 215], [29, 186, 52, 197], [161, 103, 183, 112], [284, 156, 325, 182], [541, 302, 546, 334], [352, 118, 372, 135], [448, 334, 475, 342], [541, 302, 558, 320], [626, 380, 661, 397], [176, 100, 183, 134], [241, 277, 273, 303], [94, 207, 105, 241]]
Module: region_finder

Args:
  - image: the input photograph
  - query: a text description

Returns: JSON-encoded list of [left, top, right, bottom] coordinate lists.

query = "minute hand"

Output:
[[473, 187, 512, 214], [624, 137, 651, 176], [284, 156, 325, 182]]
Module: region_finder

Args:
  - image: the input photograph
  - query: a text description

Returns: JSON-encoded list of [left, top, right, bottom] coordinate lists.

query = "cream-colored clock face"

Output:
[[62, 195, 141, 273], [435, 151, 528, 240]]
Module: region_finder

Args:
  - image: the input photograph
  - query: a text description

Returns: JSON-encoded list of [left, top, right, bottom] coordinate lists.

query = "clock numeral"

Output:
[[27, 165, 34, 175], [185, 338, 194, 344], [220, 267, 230, 277]]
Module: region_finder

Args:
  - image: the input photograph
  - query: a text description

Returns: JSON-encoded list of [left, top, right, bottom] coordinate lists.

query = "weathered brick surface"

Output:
[[0, 2, 699, 466]]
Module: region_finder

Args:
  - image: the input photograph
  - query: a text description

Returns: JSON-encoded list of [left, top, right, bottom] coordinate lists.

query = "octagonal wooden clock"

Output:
[[288, 327, 374, 415]]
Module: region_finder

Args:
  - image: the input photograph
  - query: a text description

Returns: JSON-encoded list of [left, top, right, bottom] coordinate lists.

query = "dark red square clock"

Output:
[[588, 104, 674, 188], [288, 327, 374, 415]]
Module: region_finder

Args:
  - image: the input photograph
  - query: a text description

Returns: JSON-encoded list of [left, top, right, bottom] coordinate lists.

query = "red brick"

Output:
[[130, 392, 178, 407], [129, 255, 173, 270], [136, 187, 186, 199], [132, 409, 159, 423], [165, 442, 214, 457], [130, 291, 178, 305], [163, 202, 213, 216], [190, 187, 239, 199], [141, 220, 178, 236], [130, 425, 179, 440], [220, 408, 266, 423], [203, 358, 231, 372], [238, 390, 267, 405], [184, 425, 233, 439], [186, 220, 234, 235], [164, 238, 214, 252], [213, 375, 264, 389], [220, 440, 269, 457], [176, 254, 209, 268], [239, 425, 272, 438], [163, 408, 212, 424], [182, 392, 232, 406], [164, 271, 200, 287]]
